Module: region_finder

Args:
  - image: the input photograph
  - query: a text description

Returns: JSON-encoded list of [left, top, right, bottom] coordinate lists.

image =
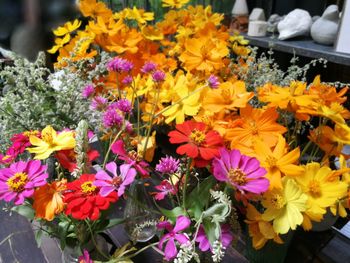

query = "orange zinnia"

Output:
[[226, 105, 287, 151], [33, 179, 67, 221]]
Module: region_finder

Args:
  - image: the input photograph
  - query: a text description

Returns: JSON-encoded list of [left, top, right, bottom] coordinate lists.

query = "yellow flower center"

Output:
[[189, 129, 206, 145], [42, 132, 55, 145], [308, 180, 321, 197], [249, 122, 259, 135], [270, 193, 285, 209], [228, 168, 247, 186], [221, 87, 232, 101], [266, 156, 277, 167], [81, 181, 97, 194], [7, 172, 28, 192]]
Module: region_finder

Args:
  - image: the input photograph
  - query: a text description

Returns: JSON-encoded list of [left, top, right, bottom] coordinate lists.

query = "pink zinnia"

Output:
[[0, 160, 48, 205], [94, 161, 136, 197], [212, 148, 269, 194]]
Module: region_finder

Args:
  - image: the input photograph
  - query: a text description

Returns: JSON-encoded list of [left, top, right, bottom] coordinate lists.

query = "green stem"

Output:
[[119, 242, 159, 260], [182, 159, 192, 209], [102, 127, 124, 168], [85, 220, 110, 260]]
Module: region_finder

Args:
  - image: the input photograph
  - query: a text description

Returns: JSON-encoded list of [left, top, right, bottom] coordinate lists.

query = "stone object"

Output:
[[311, 5, 339, 45], [230, 15, 249, 33], [267, 14, 284, 33], [278, 9, 312, 40], [249, 8, 266, 21], [312, 15, 320, 22], [232, 0, 249, 16], [248, 21, 268, 37]]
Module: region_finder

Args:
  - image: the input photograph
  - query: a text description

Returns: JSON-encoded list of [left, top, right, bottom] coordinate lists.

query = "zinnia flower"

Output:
[[262, 177, 308, 234], [32, 179, 67, 221], [168, 120, 223, 167], [94, 161, 136, 197], [157, 215, 191, 260], [64, 174, 118, 220], [212, 148, 269, 194], [196, 224, 233, 251], [27, 125, 76, 160], [55, 149, 99, 173], [0, 160, 48, 205]]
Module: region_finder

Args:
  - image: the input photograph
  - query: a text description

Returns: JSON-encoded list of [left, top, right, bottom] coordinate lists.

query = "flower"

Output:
[[152, 70, 166, 82], [107, 57, 133, 72], [157, 215, 191, 260], [153, 180, 177, 200], [27, 126, 76, 160], [55, 149, 99, 173], [162, 0, 190, 9], [78, 249, 93, 263], [156, 156, 180, 174], [94, 162, 136, 197], [122, 75, 133, 85], [64, 174, 118, 220], [102, 105, 124, 129], [32, 179, 67, 221], [111, 140, 149, 177], [90, 96, 108, 111], [254, 135, 304, 190], [196, 224, 233, 251], [208, 75, 219, 89], [82, 84, 95, 98], [116, 99, 132, 114], [141, 61, 157, 73], [212, 148, 269, 194], [168, 120, 223, 167], [0, 160, 48, 205], [262, 177, 308, 234]]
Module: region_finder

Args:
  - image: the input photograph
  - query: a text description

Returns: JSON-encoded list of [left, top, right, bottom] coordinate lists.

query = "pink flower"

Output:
[[196, 224, 233, 252], [212, 148, 269, 194], [94, 162, 136, 197], [102, 105, 124, 129], [153, 180, 177, 200], [111, 140, 149, 177], [78, 249, 93, 263], [141, 61, 157, 73], [157, 216, 191, 261], [107, 57, 133, 72], [155, 156, 179, 174], [0, 160, 48, 205], [122, 75, 133, 85], [90, 96, 108, 111], [208, 75, 219, 89], [116, 99, 132, 114], [152, 70, 165, 82], [82, 84, 95, 98]]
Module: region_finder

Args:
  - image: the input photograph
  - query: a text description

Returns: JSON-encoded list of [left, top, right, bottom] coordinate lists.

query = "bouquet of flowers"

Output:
[[1, 0, 350, 262]]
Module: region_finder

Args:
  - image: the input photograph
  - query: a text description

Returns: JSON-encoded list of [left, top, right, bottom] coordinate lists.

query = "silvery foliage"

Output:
[[174, 244, 200, 263]]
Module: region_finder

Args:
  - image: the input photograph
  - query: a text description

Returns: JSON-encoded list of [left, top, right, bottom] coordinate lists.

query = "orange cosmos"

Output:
[[33, 179, 67, 221]]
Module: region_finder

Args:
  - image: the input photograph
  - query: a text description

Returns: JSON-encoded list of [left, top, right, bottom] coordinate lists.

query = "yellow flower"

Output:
[[162, 0, 190, 9], [123, 7, 154, 24], [53, 19, 81, 37], [141, 25, 164, 41], [137, 131, 156, 162], [262, 177, 308, 234], [293, 163, 348, 221], [47, 34, 70, 54], [254, 135, 304, 190], [27, 126, 76, 160]]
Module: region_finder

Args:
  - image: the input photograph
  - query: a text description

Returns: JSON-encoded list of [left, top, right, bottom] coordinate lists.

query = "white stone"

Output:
[[232, 0, 249, 16], [277, 9, 312, 40], [311, 5, 339, 45], [267, 14, 284, 33], [248, 21, 268, 37], [249, 8, 266, 21]]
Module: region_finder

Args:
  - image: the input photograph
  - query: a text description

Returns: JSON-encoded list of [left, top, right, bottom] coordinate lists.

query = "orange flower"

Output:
[[226, 105, 287, 151], [254, 135, 304, 189], [308, 126, 343, 156], [79, 0, 112, 21], [33, 180, 67, 221]]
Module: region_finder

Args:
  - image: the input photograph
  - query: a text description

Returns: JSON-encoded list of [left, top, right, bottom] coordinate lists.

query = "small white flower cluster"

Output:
[[174, 243, 200, 263], [211, 240, 225, 263], [210, 190, 231, 205]]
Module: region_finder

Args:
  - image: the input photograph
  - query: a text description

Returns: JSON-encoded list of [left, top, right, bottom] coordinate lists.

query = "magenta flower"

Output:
[[78, 249, 93, 263], [116, 99, 132, 114], [94, 161, 136, 197], [157, 216, 191, 260], [152, 70, 165, 82], [196, 224, 233, 252], [156, 156, 179, 174], [82, 84, 95, 98], [141, 61, 157, 73], [107, 57, 133, 72], [90, 96, 108, 111], [122, 75, 133, 85], [208, 75, 219, 89], [154, 180, 177, 200], [0, 153, 15, 165], [212, 148, 269, 194], [0, 160, 48, 205], [102, 105, 124, 129], [111, 140, 149, 177]]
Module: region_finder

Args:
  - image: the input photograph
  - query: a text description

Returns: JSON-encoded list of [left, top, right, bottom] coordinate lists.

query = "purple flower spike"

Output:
[[141, 61, 157, 73], [152, 70, 165, 82], [156, 156, 179, 174], [94, 161, 137, 197], [212, 148, 269, 194], [157, 215, 191, 261], [208, 75, 219, 89], [82, 84, 95, 98]]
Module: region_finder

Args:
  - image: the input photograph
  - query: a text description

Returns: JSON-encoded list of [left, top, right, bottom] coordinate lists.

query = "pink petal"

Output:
[[229, 149, 241, 168], [173, 216, 191, 233], [175, 233, 189, 245], [95, 170, 112, 181], [106, 162, 117, 177], [164, 238, 177, 260], [99, 186, 115, 197], [212, 158, 229, 182]]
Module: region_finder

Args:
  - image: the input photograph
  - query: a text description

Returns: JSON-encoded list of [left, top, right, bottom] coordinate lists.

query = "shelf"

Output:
[[242, 33, 350, 66]]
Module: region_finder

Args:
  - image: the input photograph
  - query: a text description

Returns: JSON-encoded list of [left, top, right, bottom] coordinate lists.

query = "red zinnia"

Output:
[[64, 174, 117, 220], [168, 120, 223, 167], [55, 149, 100, 172]]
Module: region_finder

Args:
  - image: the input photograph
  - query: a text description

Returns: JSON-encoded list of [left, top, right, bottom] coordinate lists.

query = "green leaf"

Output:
[[202, 203, 229, 220], [11, 204, 35, 220], [35, 229, 43, 247], [203, 219, 220, 245], [187, 176, 216, 210], [159, 207, 185, 222]]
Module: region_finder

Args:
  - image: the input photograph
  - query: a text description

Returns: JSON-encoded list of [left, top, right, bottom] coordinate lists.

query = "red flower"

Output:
[[55, 149, 100, 172], [64, 174, 117, 220], [168, 120, 223, 167]]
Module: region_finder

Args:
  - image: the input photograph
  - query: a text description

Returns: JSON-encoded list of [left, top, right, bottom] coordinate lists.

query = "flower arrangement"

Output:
[[1, 0, 350, 262]]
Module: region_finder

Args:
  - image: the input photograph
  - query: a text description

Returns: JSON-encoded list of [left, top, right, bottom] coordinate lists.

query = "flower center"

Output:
[[81, 181, 97, 194], [228, 168, 247, 186], [221, 87, 232, 101], [112, 177, 122, 187], [308, 180, 321, 197], [249, 122, 259, 135], [189, 129, 206, 145], [7, 172, 28, 192], [42, 132, 55, 145], [270, 193, 285, 209], [266, 156, 277, 167], [129, 150, 142, 162]]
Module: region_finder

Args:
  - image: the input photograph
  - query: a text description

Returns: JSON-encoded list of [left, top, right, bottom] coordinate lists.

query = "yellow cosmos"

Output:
[[27, 126, 76, 160], [141, 25, 164, 41], [47, 34, 70, 54], [262, 177, 308, 234], [53, 19, 81, 37], [123, 7, 154, 24], [254, 135, 304, 190], [162, 0, 190, 9], [294, 163, 348, 221]]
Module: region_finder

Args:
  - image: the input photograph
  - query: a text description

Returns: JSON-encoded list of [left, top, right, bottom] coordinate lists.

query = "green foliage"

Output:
[[11, 204, 35, 220]]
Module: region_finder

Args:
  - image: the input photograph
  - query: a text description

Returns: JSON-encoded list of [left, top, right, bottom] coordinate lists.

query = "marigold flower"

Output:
[[0, 160, 48, 205]]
